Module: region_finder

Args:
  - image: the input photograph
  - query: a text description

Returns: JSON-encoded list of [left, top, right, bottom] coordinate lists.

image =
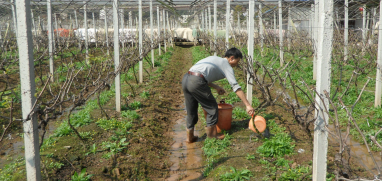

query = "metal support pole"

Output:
[[47, 0, 54, 82], [84, 1, 89, 64], [278, 0, 284, 66], [214, 0, 217, 56], [104, 6, 109, 55], [226, 0, 230, 50], [139, 0, 143, 83], [344, 0, 348, 61], [113, 0, 121, 112], [150, 0, 154, 67], [163, 10, 166, 52], [313, 0, 333, 180], [15, 0, 41, 180], [375, 0, 382, 107], [157, 7, 161, 55], [247, 0, 254, 105]]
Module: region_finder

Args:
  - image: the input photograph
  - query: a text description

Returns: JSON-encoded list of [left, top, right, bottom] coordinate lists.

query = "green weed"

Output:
[[96, 118, 133, 131], [102, 138, 129, 157], [257, 132, 295, 157], [121, 110, 140, 120], [0, 157, 26, 181], [129, 101, 142, 110], [246, 154, 255, 160], [71, 168, 93, 181], [140, 91, 150, 99], [232, 107, 250, 120], [219, 167, 253, 181]]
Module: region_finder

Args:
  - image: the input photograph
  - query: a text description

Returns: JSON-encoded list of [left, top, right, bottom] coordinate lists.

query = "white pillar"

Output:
[[344, 0, 348, 61], [163, 10, 166, 52], [362, 5, 366, 48], [247, 0, 254, 105], [11, 0, 17, 37], [15, 0, 41, 180], [214, 0, 217, 56], [113, 0, 121, 112], [208, 5, 212, 31], [31, 10, 37, 37], [278, 0, 284, 66], [274, 11, 276, 43], [259, 3, 264, 52], [375, 0, 382, 107], [75, 10, 81, 50], [157, 7, 161, 55], [202, 9, 205, 30], [84, 1, 89, 64], [150, 0, 154, 67], [93, 12, 97, 47], [313, 0, 319, 80], [120, 9, 124, 50], [287, 6, 291, 51], [104, 6, 109, 55], [313, 0, 333, 180], [47, 0, 54, 82], [55, 14, 59, 47], [139, 0, 143, 83], [226, 0, 230, 50]]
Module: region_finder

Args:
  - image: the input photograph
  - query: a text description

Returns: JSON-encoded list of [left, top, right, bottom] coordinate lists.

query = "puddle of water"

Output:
[[328, 125, 381, 176], [166, 117, 203, 181]]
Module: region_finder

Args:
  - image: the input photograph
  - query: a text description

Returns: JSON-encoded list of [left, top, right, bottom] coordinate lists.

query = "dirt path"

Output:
[[164, 46, 204, 181]]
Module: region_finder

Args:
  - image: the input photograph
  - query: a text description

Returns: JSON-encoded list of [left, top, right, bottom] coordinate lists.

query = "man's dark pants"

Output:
[[182, 73, 218, 130]]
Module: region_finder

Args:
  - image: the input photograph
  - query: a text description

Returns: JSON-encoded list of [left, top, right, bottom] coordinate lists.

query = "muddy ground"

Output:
[[0, 45, 374, 181]]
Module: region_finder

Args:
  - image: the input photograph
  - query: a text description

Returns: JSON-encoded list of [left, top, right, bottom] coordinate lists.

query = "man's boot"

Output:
[[186, 128, 198, 143], [205, 125, 225, 140]]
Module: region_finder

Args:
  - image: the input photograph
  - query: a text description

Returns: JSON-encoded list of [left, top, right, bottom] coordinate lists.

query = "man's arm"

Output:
[[235, 88, 255, 115]]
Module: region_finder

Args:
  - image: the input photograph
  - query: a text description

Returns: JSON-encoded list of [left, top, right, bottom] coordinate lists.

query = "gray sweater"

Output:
[[189, 56, 241, 92]]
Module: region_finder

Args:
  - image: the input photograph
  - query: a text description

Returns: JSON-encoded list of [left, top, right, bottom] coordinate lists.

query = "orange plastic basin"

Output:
[[249, 115, 266, 133], [203, 102, 234, 133]]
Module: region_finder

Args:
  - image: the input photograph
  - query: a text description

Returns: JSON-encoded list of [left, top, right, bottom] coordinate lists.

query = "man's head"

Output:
[[224, 48, 243, 67]]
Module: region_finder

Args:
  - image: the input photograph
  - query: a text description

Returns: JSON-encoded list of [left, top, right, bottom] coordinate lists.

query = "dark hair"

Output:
[[224, 48, 243, 59]]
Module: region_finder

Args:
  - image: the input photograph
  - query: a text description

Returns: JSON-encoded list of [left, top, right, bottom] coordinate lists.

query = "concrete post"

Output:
[[31, 10, 37, 37], [313, 0, 333, 180], [93, 12, 97, 47], [139, 0, 143, 83], [311, 5, 314, 40], [287, 6, 291, 51], [11, 0, 17, 36], [104, 6, 109, 55], [202, 9, 205, 30], [344, 0, 348, 61], [259, 3, 263, 52], [226, 0, 230, 50], [313, 0, 319, 80], [129, 11, 132, 29], [157, 7, 161, 55], [120, 9, 124, 50], [15, 0, 41, 180], [163, 10, 166, 52], [362, 5, 366, 49], [113, 0, 121, 112], [74, 10, 78, 28], [55, 14, 59, 48], [209, 5, 212, 31], [150, 0, 154, 67], [205, 9, 208, 32], [274, 11, 276, 43], [278, 0, 284, 66], [47, 0, 54, 82], [84, 1, 89, 64], [75, 10, 81, 50], [214, 0, 217, 56], [238, 13, 241, 31], [247, 0, 254, 105], [375, 0, 382, 107]]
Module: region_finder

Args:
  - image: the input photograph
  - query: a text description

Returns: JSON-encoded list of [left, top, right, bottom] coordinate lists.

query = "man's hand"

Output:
[[209, 83, 226, 95], [246, 105, 255, 116], [216, 87, 226, 95]]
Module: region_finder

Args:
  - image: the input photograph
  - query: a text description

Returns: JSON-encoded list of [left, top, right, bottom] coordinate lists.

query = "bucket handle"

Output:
[[220, 99, 225, 104]]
